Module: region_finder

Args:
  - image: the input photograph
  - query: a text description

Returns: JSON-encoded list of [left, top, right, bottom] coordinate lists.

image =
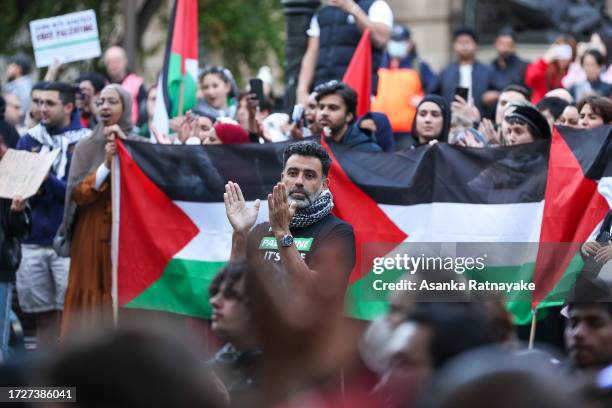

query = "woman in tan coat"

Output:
[[59, 84, 132, 337]]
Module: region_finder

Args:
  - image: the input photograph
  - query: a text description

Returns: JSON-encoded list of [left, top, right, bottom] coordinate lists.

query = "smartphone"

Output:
[[249, 78, 265, 109], [291, 104, 305, 124], [455, 86, 469, 101]]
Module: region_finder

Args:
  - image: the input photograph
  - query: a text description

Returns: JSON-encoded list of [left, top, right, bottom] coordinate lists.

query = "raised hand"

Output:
[[268, 183, 297, 238], [224, 181, 260, 233], [581, 241, 602, 257]]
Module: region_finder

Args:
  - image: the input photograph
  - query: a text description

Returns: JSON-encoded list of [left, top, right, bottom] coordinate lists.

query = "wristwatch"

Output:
[[278, 234, 294, 247]]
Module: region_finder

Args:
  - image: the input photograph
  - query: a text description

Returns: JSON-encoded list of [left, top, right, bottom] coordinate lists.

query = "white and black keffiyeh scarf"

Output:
[[289, 190, 334, 229]]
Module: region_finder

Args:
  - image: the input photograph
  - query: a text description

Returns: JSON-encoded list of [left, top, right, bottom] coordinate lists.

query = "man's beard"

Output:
[[288, 186, 322, 209]]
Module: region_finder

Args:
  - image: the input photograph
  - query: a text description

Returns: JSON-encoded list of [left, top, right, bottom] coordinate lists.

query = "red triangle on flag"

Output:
[[321, 137, 407, 284], [532, 128, 609, 307], [342, 29, 372, 118], [116, 140, 199, 306]]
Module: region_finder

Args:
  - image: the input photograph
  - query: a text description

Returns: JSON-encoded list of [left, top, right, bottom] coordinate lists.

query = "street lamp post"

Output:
[[282, 0, 321, 110]]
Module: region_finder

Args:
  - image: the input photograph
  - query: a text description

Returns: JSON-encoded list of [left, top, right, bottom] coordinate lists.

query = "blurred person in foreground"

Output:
[[565, 302, 612, 375], [372, 303, 498, 408], [38, 327, 228, 407], [418, 348, 577, 408], [207, 261, 261, 407]]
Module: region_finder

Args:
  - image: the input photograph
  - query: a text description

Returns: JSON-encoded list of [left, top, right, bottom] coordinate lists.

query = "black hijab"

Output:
[[411, 94, 451, 145]]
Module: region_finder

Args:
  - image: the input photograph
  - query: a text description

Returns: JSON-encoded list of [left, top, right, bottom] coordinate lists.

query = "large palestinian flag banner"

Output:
[[113, 126, 612, 324]]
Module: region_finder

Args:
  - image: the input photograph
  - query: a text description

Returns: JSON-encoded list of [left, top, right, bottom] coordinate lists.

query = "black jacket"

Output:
[[330, 123, 383, 153], [0, 199, 31, 280], [315, 0, 383, 92]]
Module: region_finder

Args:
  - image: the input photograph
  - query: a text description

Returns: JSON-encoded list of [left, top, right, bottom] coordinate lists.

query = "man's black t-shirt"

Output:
[[247, 214, 356, 280]]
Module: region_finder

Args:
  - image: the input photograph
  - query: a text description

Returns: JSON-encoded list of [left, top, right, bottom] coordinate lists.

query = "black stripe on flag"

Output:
[[124, 138, 552, 205]]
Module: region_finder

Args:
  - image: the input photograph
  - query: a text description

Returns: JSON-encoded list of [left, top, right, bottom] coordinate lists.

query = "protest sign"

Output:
[[29, 10, 101, 68], [0, 149, 60, 199]]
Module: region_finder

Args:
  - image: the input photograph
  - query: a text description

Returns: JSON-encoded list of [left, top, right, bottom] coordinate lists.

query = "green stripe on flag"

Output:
[[345, 254, 583, 325], [124, 258, 226, 319], [167, 53, 198, 117]]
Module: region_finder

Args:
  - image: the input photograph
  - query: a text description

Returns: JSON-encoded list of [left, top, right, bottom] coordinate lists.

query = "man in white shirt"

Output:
[[296, 0, 393, 106]]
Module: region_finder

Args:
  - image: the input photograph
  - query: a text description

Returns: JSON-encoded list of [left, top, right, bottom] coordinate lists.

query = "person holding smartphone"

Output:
[[429, 28, 504, 119]]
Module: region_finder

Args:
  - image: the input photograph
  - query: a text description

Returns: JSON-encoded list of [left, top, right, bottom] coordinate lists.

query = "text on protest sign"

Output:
[[29, 10, 101, 68]]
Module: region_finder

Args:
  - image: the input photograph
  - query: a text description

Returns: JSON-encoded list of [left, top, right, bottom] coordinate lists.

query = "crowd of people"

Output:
[[1, 0, 612, 406]]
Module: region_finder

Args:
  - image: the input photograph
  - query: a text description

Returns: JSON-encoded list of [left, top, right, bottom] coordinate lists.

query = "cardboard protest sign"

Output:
[[29, 10, 101, 68], [0, 149, 60, 199]]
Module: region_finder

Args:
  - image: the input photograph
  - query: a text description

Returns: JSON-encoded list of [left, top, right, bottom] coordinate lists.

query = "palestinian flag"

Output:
[[112, 126, 611, 323], [152, 0, 199, 138], [343, 29, 371, 117]]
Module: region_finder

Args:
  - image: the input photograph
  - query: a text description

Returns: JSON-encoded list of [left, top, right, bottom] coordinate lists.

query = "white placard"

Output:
[[29, 9, 102, 68], [0, 149, 60, 199]]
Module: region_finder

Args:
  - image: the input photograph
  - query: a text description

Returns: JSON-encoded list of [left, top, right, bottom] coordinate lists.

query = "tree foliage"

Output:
[[1, 0, 285, 84], [199, 0, 285, 82]]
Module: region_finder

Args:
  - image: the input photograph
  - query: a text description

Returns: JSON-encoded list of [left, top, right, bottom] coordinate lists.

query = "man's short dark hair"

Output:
[[501, 84, 532, 101], [283, 140, 332, 177], [8, 54, 31, 76], [453, 27, 479, 44], [45, 82, 78, 106], [408, 303, 496, 368], [314, 81, 357, 122], [208, 261, 249, 300], [32, 81, 50, 93], [497, 26, 517, 41], [536, 96, 569, 120], [77, 72, 107, 93]]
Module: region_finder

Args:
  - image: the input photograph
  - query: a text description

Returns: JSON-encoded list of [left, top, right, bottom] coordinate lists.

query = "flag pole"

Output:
[[110, 153, 120, 327], [178, 77, 185, 116], [528, 309, 537, 350]]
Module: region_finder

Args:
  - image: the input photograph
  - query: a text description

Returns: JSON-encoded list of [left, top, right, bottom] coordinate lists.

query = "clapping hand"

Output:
[[224, 181, 260, 233], [268, 183, 297, 238]]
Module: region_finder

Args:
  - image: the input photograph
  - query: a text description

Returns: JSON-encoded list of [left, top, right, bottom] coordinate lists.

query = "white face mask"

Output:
[[387, 40, 409, 59]]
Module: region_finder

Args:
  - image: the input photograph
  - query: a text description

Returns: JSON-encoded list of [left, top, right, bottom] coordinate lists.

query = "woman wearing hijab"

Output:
[[59, 84, 134, 336], [408, 94, 451, 148]]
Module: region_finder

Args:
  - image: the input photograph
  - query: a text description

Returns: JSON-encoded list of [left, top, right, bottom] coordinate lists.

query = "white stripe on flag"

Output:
[[151, 73, 169, 142]]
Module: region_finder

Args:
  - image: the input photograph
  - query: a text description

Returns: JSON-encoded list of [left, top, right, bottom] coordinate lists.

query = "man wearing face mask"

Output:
[[372, 25, 437, 137]]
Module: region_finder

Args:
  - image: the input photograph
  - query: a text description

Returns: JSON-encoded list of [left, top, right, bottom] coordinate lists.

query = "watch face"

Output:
[[281, 234, 294, 247]]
